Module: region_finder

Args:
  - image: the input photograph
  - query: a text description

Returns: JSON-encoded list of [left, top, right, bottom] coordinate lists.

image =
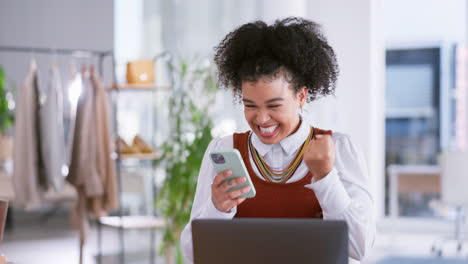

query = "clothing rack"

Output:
[[0, 45, 128, 264], [0, 45, 114, 77]]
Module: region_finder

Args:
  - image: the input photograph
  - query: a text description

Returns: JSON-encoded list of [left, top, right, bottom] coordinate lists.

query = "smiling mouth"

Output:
[[258, 125, 279, 136]]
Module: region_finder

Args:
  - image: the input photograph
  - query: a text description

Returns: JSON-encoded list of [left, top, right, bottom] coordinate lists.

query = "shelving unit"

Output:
[[97, 51, 173, 264], [99, 215, 166, 229], [107, 83, 172, 91], [119, 152, 163, 161]]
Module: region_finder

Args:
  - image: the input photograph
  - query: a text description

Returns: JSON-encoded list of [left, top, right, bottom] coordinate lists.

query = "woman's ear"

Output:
[[298, 86, 308, 106]]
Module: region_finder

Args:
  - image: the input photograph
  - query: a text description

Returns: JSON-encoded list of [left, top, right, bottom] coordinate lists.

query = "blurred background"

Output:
[[0, 0, 467, 263]]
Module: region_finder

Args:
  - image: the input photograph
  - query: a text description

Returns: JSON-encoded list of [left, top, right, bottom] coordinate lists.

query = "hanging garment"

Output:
[[67, 66, 117, 264], [90, 67, 118, 214], [63, 66, 81, 165], [39, 65, 67, 191], [12, 61, 47, 209]]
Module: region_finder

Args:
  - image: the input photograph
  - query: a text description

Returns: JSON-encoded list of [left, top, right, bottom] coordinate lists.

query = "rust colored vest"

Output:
[[233, 131, 323, 219]]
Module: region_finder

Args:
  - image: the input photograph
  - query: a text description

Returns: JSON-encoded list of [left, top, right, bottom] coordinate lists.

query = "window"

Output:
[[385, 48, 441, 217]]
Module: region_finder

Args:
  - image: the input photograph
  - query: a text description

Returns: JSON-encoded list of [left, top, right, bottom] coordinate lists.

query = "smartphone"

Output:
[[210, 149, 256, 198]]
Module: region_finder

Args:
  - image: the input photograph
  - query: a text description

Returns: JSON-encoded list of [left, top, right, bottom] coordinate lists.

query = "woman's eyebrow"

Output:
[[265, 98, 284, 103], [242, 97, 284, 104], [242, 98, 255, 104]]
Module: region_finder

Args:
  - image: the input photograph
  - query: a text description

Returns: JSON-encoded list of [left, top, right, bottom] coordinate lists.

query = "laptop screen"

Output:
[[192, 218, 348, 264]]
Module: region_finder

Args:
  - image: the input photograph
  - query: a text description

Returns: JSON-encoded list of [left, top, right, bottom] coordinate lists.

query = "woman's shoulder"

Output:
[[331, 131, 359, 153], [208, 130, 252, 150], [312, 126, 349, 145], [330, 131, 365, 161], [207, 134, 234, 151], [331, 131, 349, 143]]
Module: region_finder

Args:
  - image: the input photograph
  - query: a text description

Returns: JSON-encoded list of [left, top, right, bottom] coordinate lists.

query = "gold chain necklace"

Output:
[[249, 127, 315, 183]]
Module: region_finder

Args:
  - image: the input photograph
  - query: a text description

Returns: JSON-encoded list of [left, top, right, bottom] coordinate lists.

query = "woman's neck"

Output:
[[288, 117, 302, 137]]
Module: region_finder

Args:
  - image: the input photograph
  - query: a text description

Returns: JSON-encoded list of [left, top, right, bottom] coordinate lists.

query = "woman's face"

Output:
[[241, 76, 307, 145]]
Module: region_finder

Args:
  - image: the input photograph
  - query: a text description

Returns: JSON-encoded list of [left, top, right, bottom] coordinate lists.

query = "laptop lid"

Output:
[[192, 218, 348, 264]]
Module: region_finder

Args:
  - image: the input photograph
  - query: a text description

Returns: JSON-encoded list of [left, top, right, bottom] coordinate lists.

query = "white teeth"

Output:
[[259, 125, 278, 133]]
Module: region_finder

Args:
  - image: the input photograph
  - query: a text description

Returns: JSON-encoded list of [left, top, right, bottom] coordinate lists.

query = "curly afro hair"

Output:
[[214, 17, 339, 102]]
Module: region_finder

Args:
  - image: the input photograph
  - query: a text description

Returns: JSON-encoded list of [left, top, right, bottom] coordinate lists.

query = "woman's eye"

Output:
[[245, 105, 257, 108], [268, 105, 281, 108]]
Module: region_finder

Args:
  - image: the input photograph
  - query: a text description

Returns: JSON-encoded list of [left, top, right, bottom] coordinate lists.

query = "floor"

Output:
[[2, 210, 468, 264], [1, 209, 165, 264], [364, 218, 468, 264]]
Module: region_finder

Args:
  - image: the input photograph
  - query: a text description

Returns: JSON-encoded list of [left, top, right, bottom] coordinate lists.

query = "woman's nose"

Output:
[[255, 109, 271, 124]]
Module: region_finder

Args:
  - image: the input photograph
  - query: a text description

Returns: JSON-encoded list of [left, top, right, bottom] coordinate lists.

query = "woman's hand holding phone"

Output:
[[211, 169, 252, 213]]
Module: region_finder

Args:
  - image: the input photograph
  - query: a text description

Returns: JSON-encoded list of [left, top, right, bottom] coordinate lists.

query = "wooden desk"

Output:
[[387, 164, 440, 217]]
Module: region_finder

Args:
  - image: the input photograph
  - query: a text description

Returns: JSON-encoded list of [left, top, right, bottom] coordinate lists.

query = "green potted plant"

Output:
[[155, 56, 217, 264], [0, 67, 14, 162]]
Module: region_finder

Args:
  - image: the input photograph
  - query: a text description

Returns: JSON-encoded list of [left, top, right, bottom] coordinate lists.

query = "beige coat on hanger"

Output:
[[67, 67, 118, 264], [12, 61, 47, 210]]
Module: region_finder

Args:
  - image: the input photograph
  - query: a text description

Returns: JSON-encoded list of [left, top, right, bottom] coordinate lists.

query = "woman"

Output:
[[181, 17, 375, 263]]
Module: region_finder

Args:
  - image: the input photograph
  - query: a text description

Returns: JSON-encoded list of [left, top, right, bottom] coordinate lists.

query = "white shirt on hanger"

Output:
[[181, 120, 376, 263]]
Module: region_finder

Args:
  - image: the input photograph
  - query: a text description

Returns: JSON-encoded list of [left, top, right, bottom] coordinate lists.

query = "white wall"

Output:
[[306, 0, 386, 218], [0, 0, 114, 86], [0, 0, 113, 50], [114, 0, 144, 83], [384, 0, 467, 46]]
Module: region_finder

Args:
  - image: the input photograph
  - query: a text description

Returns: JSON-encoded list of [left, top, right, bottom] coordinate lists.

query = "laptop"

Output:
[[192, 218, 348, 264]]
